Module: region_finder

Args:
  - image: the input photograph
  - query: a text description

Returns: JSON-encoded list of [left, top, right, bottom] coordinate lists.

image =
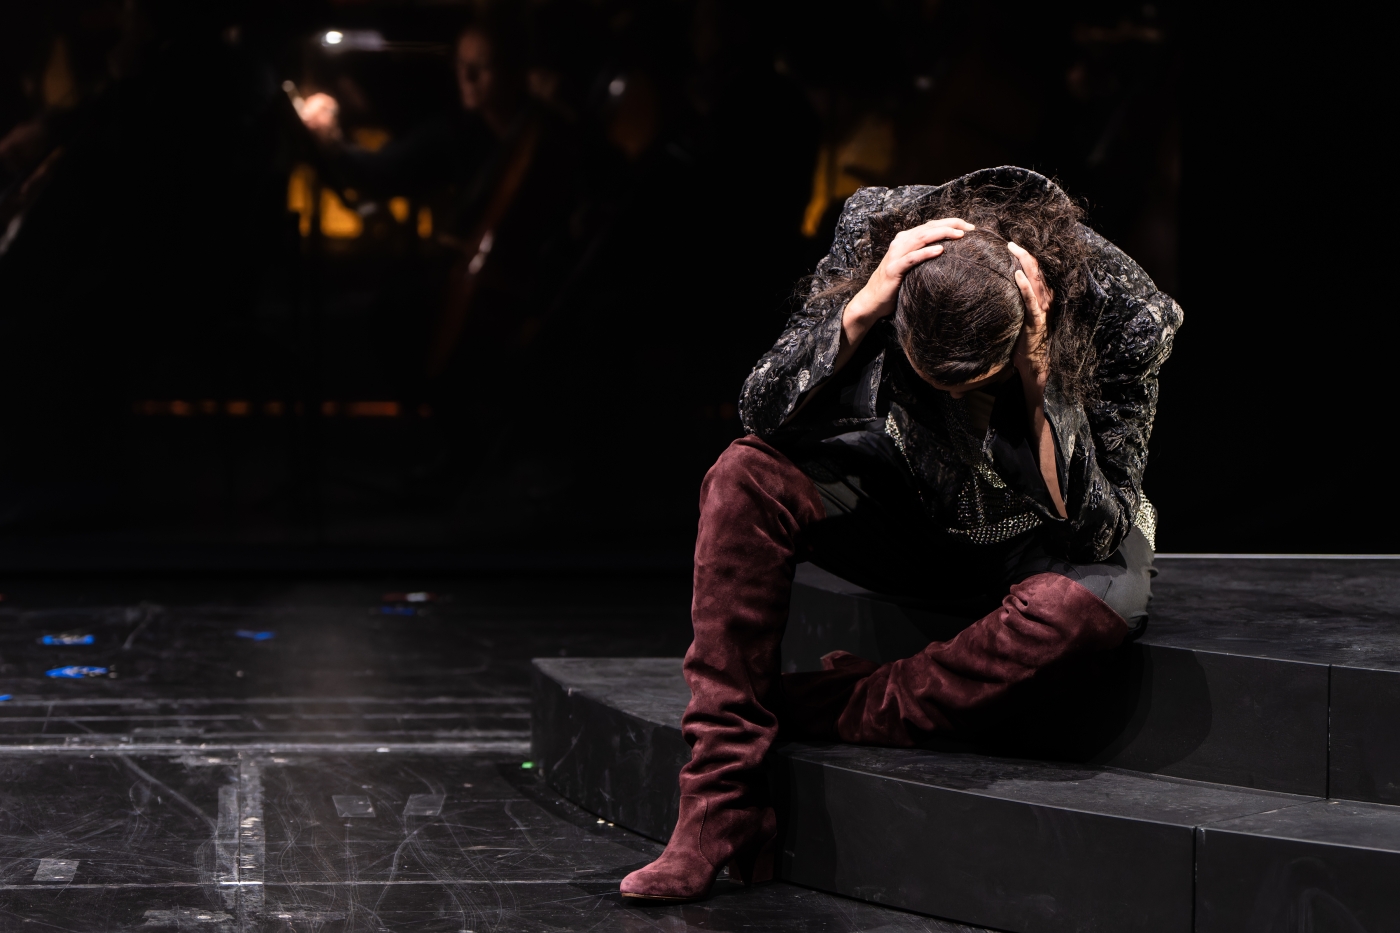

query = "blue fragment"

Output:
[[40, 634, 96, 646], [0, 695, 11, 702], [235, 630, 275, 641], [378, 606, 417, 616], [47, 666, 108, 679]]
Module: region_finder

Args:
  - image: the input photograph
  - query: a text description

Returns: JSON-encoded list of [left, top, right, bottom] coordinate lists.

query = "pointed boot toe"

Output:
[[619, 846, 717, 903]]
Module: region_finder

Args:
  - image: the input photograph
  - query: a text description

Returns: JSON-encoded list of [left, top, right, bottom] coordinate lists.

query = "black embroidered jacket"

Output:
[[739, 167, 1183, 562]]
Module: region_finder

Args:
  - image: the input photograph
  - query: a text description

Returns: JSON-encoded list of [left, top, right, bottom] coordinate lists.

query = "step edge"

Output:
[[780, 744, 1323, 827], [534, 658, 1337, 801], [531, 657, 688, 728], [1196, 821, 1400, 855]]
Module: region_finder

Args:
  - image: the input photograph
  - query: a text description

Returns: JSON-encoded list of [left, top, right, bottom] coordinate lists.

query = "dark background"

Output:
[[0, 0, 1389, 571]]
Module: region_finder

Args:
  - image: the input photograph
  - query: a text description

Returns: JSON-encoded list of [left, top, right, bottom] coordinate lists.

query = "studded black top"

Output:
[[739, 167, 1183, 562]]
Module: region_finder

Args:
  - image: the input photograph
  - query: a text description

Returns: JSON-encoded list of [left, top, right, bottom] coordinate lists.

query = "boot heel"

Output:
[[726, 833, 776, 886]]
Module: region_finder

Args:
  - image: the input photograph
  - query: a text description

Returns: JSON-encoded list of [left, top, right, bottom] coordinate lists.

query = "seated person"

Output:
[[621, 165, 1183, 903]]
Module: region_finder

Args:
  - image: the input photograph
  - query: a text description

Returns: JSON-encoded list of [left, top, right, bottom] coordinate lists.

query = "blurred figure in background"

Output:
[[0, 0, 1184, 553], [298, 10, 580, 483]]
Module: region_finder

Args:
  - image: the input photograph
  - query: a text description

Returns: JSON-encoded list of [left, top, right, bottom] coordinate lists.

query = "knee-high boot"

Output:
[[791, 572, 1131, 747], [620, 436, 823, 903]]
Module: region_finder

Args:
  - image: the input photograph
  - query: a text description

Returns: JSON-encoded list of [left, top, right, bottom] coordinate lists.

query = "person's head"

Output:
[[860, 173, 1097, 402], [455, 28, 497, 112], [454, 17, 525, 120], [893, 229, 1023, 397]]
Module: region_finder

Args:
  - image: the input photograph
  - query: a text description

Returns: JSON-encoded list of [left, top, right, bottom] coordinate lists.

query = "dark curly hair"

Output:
[[822, 174, 1098, 403]]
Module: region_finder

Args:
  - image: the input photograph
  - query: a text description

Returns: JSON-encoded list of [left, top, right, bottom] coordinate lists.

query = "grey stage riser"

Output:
[[1329, 665, 1400, 805], [1195, 800, 1400, 933], [788, 562, 1400, 801], [532, 657, 1400, 933], [531, 659, 690, 843]]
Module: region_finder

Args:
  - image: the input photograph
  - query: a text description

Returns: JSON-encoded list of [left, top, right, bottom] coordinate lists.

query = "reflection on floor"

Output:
[[0, 576, 967, 932]]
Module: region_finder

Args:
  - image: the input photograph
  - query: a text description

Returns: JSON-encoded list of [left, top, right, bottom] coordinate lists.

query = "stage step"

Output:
[[532, 655, 1400, 933], [532, 558, 1400, 929], [786, 558, 1400, 801]]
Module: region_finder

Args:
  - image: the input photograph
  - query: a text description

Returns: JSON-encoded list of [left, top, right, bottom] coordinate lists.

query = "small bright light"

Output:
[[608, 77, 627, 98], [321, 29, 385, 52]]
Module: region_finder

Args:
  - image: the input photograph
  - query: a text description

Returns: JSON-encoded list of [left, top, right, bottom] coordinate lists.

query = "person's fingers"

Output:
[[1009, 242, 1052, 308], [902, 243, 945, 267], [899, 219, 973, 245], [1015, 269, 1047, 325], [889, 243, 943, 275], [1008, 241, 1045, 286], [905, 224, 966, 248], [921, 218, 973, 235], [1007, 240, 1037, 272]]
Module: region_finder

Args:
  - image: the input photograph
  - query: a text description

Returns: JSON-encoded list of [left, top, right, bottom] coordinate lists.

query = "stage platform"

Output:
[[1, 573, 981, 932], [532, 557, 1400, 933]]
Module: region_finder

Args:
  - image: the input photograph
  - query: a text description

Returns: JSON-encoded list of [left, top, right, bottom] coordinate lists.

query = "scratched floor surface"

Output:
[[0, 576, 968, 932]]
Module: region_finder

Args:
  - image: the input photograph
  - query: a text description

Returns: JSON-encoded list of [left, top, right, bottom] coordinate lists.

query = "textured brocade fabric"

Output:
[[738, 166, 1183, 563]]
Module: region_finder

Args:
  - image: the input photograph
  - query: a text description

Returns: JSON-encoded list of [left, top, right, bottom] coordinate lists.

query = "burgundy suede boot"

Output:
[[830, 572, 1132, 746], [778, 650, 880, 741], [620, 436, 823, 903]]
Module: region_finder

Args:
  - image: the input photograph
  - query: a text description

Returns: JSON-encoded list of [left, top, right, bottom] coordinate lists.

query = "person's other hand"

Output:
[[860, 217, 974, 315], [297, 92, 342, 142], [1009, 240, 1053, 386]]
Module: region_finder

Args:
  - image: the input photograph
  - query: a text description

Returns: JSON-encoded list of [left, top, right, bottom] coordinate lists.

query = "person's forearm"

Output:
[[1023, 375, 1069, 518], [779, 216, 969, 427], [784, 288, 888, 424], [834, 287, 888, 373]]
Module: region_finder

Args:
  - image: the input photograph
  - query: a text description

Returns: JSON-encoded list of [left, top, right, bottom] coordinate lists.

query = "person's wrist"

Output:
[[848, 282, 893, 323], [1019, 366, 1048, 396]]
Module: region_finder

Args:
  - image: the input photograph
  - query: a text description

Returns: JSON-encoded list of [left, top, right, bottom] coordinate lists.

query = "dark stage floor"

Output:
[[0, 575, 971, 932]]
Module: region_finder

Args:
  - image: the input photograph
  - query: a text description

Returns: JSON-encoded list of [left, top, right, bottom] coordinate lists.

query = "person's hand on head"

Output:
[[1009, 241, 1053, 387], [823, 216, 975, 406], [297, 92, 342, 142], [862, 218, 975, 316]]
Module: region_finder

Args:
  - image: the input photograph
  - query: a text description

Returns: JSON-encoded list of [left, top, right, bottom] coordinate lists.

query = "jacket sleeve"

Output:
[[1051, 228, 1184, 561], [739, 186, 890, 436]]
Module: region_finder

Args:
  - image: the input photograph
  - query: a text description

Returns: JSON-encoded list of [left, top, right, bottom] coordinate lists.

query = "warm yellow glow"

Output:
[[43, 37, 77, 109], [388, 197, 410, 223], [320, 189, 363, 239], [346, 401, 400, 417], [226, 400, 250, 416], [802, 148, 832, 239], [352, 127, 391, 152], [417, 206, 433, 239], [170, 401, 193, 417], [802, 115, 895, 238], [288, 164, 315, 236]]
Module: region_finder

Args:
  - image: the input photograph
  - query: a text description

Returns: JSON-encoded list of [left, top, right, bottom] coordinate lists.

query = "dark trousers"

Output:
[[780, 426, 1155, 636]]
